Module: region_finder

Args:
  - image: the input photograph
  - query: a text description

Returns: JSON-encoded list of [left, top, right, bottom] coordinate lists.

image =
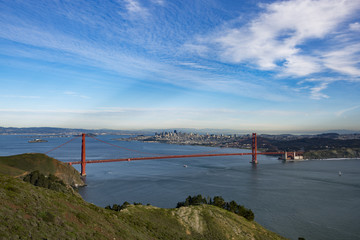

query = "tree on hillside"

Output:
[[23, 171, 67, 193], [213, 196, 225, 208]]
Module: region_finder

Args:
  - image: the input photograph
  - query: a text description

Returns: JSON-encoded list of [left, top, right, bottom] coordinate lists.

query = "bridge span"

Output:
[[60, 133, 285, 176]]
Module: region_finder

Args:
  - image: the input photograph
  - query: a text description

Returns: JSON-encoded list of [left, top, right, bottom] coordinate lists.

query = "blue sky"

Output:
[[1, 0, 360, 132]]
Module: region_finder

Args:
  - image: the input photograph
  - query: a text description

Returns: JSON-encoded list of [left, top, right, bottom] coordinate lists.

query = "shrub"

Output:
[[23, 171, 67, 193], [39, 211, 55, 222], [105, 201, 131, 211]]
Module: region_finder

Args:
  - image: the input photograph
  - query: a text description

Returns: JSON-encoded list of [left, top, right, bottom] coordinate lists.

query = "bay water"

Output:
[[1, 134, 359, 240]]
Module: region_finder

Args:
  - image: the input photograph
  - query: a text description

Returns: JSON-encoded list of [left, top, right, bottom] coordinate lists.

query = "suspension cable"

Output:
[[89, 135, 225, 156], [44, 135, 81, 154], [44, 134, 225, 157], [88, 135, 164, 156]]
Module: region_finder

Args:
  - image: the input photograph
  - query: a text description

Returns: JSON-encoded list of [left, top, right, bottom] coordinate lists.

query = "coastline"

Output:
[[116, 137, 360, 160]]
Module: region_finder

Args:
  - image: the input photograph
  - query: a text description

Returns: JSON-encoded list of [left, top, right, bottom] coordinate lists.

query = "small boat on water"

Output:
[[28, 139, 48, 143], [339, 171, 342, 176], [183, 165, 188, 168]]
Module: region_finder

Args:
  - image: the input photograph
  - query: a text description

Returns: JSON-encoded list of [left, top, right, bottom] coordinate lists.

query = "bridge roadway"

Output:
[[68, 151, 284, 165]]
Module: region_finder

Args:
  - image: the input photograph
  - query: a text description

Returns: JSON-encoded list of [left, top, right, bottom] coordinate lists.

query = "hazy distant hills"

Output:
[[1, 126, 359, 135], [0, 127, 142, 135]]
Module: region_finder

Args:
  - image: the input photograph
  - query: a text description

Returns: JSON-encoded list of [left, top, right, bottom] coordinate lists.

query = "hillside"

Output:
[[303, 148, 360, 159], [0, 174, 286, 240], [0, 153, 84, 187]]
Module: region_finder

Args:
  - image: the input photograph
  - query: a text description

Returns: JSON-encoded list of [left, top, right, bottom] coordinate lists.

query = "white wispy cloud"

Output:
[[282, 55, 322, 77], [349, 22, 360, 31], [296, 77, 336, 100], [183, 43, 209, 57], [309, 82, 329, 100], [0, 20, 288, 101], [196, 0, 360, 78], [177, 62, 214, 70], [336, 105, 360, 117], [322, 43, 360, 76], [151, 0, 165, 5], [123, 0, 148, 15], [63, 91, 90, 99]]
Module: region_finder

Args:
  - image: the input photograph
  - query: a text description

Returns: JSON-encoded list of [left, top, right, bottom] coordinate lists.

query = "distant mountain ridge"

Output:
[[0, 127, 141, 135], [1, 126, 359, 135]]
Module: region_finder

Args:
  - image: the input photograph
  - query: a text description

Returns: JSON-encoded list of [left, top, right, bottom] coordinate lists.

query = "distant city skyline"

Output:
[[1, 0, 360, 132]]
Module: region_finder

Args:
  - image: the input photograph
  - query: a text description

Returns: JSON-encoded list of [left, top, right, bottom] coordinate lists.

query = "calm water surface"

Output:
[[1, 135, 359, 240]]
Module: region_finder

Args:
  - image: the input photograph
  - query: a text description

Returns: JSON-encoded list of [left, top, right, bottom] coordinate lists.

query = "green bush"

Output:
[[39, 211, 55, 222], [23, 171, 67, 193], [105, 201, 131, 211]]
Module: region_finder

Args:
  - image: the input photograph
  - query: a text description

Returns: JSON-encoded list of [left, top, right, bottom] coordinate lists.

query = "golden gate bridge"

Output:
[[45, 133, 285, 176]]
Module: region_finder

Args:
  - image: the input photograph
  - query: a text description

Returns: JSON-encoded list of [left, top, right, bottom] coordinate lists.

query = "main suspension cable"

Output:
[[88, 135, 164, 156], [89, 135, 224, 156], [44, 135, 81, 154]]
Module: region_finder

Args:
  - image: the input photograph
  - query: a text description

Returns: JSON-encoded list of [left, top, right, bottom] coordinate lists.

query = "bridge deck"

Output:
[[68, 152, 284, 165]]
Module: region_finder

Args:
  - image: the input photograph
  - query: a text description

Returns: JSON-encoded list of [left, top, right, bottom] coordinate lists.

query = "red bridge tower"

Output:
[[252, 133, 257, 164], [81, 133, 86, 176]]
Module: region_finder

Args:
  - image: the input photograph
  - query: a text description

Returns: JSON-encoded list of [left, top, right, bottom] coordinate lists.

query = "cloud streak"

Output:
[[309, 82, 329, 100], [196, 0, 360, 79], [0, 18, 288, 101], [336, 105, 360, 117], [63, 91, 90, 99], [122, 0, 150, 19]]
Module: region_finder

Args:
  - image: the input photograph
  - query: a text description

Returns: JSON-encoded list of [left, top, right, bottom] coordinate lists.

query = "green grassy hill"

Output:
[[0, 153, 84, 187], [304, 148, 360, 159], [0, 173, 286, 240]]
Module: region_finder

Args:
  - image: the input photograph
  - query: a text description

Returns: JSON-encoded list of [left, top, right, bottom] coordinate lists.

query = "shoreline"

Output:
[[116, 138, 360, 161]]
